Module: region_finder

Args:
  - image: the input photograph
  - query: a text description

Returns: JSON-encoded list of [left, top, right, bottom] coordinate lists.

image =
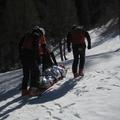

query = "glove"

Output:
[[88, 46, 91, 49], [68, 48, 71, 53], [54, 61, 58, 66]]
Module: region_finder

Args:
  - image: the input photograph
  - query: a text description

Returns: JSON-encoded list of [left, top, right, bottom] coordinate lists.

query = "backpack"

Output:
[[71, 28, 85, 44]]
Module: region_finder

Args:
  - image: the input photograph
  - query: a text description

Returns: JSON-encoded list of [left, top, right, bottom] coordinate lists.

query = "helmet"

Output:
[[32, 25, 42, 33], [32, 26, 43, 39], [32, 26, 45, 35], [39, 27, 45, 35]]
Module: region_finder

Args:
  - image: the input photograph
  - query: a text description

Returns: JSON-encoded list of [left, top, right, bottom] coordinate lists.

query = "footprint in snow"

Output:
[[74, 113, 81, 119], [74, 89, 89, 96], [41, 105, 54, 111], [52, 116, 62, 120], [112, 84, 120, 87], [96, 87, 111, 90]]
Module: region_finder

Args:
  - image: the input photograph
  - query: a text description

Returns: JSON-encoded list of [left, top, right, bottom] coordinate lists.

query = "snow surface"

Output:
[[0, 20, 120, 120]]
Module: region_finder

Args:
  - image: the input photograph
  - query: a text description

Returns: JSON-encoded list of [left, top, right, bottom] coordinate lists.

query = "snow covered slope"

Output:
[[0, 20, 120, 120]]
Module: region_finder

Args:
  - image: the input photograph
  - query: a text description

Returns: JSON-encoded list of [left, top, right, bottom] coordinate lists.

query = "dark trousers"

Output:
[[21, 58, 40, 89], [72, 45, 85, 74]]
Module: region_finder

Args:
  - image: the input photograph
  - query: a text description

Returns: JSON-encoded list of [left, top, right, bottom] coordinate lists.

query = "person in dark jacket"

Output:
[[35, 28, 57, 72], [42, 45, 58, 71], [67, 25, 91, 78], [19, 26, 43, 96]]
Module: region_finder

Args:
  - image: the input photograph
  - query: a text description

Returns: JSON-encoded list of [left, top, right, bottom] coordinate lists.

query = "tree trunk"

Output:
[[59, 41, 64, 61], [63, 38, 67, 60]]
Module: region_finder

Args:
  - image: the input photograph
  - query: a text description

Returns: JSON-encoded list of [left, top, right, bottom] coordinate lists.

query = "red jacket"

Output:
[[67, 27, 91, 50]]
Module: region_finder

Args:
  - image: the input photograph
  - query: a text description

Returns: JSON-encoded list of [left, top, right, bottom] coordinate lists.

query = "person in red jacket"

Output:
[[19, 26, 43, 96], [67, 25, 91, 78]]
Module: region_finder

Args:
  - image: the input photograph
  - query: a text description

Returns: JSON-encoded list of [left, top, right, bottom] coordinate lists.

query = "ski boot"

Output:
[[22, 89, 29, 96], [79, 69, 84, 76], [29, 87, 40, 96], [73, 72, 79, 78]]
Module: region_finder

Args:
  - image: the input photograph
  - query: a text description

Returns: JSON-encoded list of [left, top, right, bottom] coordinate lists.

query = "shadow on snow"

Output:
[[0, 85, 28, 120], [28, 78, 77, 104]]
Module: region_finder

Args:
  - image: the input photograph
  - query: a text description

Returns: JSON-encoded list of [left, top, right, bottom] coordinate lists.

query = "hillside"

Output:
[[0, 20, 120, 120]]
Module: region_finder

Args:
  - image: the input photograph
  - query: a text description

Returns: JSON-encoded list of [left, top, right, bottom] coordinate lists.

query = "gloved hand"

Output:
[[68, 48, 71, 53], [54, 62, 58, 66], [88, 45, 91, 49]]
